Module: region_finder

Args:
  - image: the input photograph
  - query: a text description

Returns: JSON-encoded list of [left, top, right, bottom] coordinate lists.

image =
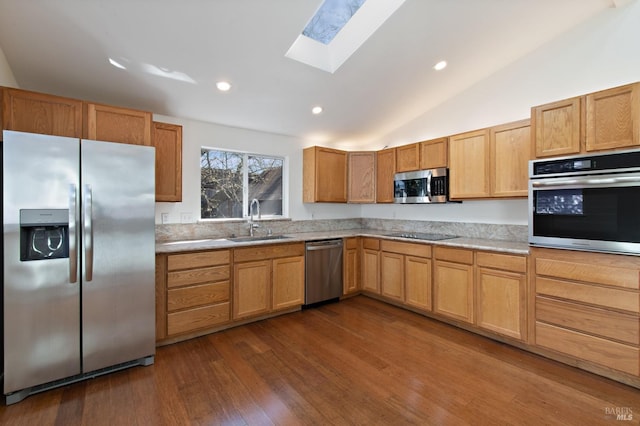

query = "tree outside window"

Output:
[[201, 149, 284, 219]]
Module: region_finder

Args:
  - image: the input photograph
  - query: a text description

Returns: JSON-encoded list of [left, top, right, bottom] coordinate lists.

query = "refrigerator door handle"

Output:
[[69, 184, 78, 283], [83, 184, 94, 281]]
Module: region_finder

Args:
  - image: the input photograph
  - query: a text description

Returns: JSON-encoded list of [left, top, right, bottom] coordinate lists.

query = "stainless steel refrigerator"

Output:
[[2, 130, 156, 404]]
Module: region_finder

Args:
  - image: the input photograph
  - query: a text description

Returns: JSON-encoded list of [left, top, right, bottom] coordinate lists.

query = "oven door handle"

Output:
[[532, 175, 640, 189]]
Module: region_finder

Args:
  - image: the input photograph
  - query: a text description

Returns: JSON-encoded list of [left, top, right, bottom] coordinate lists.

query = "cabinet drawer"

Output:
[[362, 238, 380, 250], [167, 281, 230, 312], [167, 265, 230, 288], [345, 237, 359, 250], [233, 243, 304, 263], [535, 322, 639, 376], [476, 251, 526, 273], [434, 246, 473, 264], [535, 255, 640, 290], [167, 250, 230, 271], [536, 277, 639, 313], [381, 240, 431, 258], [167, 302, 230, 336], [536, 296, 639, 345]]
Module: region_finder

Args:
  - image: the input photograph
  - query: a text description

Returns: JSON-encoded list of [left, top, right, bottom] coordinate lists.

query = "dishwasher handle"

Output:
[[306, 240, 343, 251]]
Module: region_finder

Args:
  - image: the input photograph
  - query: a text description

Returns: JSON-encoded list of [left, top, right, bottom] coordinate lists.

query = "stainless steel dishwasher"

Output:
[[304, 239, 343, 306]]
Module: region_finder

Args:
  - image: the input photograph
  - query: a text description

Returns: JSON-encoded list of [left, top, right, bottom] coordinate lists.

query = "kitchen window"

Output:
[[200, 148, 285, 219]]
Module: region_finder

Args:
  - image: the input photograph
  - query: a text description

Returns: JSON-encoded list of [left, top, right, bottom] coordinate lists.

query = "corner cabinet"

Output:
[[1, 87, 82, 139], [303, 146, 347, 203], [348, 152, 376, 203], [84, 102, 152, 146], [233, 242, 305, 320], [153, 121, 183, 202]]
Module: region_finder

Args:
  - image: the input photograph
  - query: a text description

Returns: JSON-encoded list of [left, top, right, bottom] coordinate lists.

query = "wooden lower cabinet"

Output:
[[343, 237, 360, 295], [380, 240, 432, 309], [233, 242, 305, 320], [532, 247, 640, 377], [433, 247, 474, 323], [361, 238, 380, 293], [475, 251, 527, 341], [156, 250, 231, 340]]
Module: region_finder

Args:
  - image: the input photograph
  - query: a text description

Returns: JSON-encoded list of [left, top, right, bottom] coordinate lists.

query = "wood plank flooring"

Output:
[[2, 295, 639, 425]]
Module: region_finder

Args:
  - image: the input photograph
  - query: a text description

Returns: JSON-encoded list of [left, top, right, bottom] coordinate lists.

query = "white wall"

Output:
[[154, 114, 362, 224], [360, 1, 640, 225], [0, 45, 18, 87]]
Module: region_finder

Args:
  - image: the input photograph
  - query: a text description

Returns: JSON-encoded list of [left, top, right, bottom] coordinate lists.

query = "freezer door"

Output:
[[3, 131, 81, 394], [80, 139, 155, 373]]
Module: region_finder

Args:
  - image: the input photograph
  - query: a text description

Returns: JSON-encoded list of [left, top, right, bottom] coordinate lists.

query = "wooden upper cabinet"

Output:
[[585, 82, 640, 152], [153, 121, 183, 202], [531, 97, 582, 158], [449, 129, 490, 199], [420, 137, 448, 169], [490, 119, 530, 198], [376, 148, 396, 203], [348, 151, 376, 203], [1, 87, 82, 139], [84, 102, 152, 146], [303, 146, 347, 203], [395, 143, 420, 172]]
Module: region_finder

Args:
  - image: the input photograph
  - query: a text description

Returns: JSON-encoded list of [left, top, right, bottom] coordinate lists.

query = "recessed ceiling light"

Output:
[[434, 60, 447, 71], [312, 106, 323, 115], [216, 81, 232, 92]]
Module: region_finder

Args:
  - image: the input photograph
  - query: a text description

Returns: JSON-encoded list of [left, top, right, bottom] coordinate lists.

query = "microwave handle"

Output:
[[426, 173, 432, 200], [532, 175, 640, 188]]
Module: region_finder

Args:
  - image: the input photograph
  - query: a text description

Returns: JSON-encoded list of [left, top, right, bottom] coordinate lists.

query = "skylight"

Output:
[[286, 0, 406, 73], [302, 0, 368, 45]]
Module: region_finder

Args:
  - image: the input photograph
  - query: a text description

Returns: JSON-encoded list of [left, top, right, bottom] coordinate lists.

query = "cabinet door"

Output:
[[376, 148, 396, 203], [303, 146, 347, 202], [434, 260, 474, 323], [490, 119, 530, 198], [405, 255, 432, 311], [272, 256, 304, 310], [348, 151, 376, 203], [85, 103, 152, 146], [532, 97, 581, 158], [153, 121, 182, 202], [1, 87, 82, 139], [449, 129, 490, 199], [380, 252, 404, 301], [361, 249, 380, 293], [343, 239, 360, 295], [585, 83, 640, 152], [476, 267, 525, 340], [233, 260, 271, 319], [419, 138, 448, 169], [396, 143, 420, 172]]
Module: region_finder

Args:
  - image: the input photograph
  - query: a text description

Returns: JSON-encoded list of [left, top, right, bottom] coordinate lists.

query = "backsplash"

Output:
[[156, 218, 527, 243]]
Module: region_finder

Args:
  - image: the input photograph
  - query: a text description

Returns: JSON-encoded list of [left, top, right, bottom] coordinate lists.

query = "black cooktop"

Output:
[[386, 232, 458, 241]]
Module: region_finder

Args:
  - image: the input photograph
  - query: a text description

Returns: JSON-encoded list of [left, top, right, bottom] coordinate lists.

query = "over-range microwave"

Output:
[[394, 168, 448, 204], [529, 149, 640, 255]]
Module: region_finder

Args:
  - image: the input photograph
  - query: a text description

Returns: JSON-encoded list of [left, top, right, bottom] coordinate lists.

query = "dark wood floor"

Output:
[[2, 296, 639, 425]]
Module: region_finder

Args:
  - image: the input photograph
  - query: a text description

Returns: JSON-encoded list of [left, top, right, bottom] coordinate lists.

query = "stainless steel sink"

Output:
[[225, 235, 291, 243]]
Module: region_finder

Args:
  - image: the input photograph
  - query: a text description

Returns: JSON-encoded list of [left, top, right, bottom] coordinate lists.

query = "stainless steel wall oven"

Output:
[[529, 149, 640, 255]]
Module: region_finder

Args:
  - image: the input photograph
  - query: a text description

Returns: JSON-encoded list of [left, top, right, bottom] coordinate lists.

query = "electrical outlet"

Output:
[[180, 212, 194, 223], [161, 213, 169, 224]]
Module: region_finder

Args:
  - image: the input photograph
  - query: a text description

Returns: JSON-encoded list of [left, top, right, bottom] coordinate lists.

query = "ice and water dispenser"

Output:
[[19, 209, 69, 261]]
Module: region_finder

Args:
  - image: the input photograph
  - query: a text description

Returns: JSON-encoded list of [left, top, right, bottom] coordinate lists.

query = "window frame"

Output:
[[200, 146, 288, 221]]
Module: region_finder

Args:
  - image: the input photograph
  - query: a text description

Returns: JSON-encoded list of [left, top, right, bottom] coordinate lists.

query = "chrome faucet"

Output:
[[249, 198, 260, 236]]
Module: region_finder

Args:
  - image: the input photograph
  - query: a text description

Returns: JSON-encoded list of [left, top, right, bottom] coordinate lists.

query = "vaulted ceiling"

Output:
[[0, 0, 620, 148]]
